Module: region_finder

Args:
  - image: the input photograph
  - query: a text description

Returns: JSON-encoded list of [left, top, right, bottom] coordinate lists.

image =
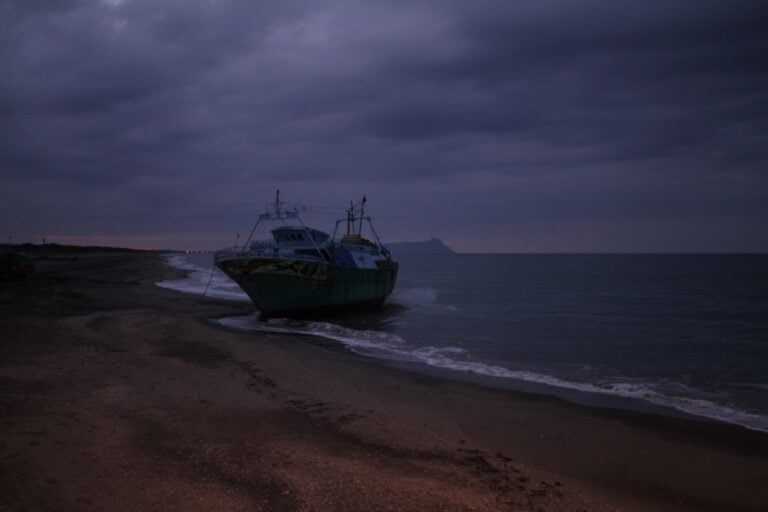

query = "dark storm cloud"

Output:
[[364, 1, 768, 164], [1, 0, 766, 251]]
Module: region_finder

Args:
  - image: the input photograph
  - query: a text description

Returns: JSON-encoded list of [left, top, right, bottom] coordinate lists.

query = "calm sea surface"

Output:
[[158, 253, 768, 432]]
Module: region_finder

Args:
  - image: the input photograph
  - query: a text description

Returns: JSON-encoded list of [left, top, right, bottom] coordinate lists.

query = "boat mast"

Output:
[[276, 189, 288, 225], [358, 196, 366, 235], [346, 201, 354, 236]]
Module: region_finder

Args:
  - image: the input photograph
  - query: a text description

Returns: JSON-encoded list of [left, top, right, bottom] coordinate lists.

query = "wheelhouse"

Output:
[[271, 227, 330, 246]]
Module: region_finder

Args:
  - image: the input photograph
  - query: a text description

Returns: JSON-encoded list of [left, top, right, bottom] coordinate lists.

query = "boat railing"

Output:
[[213, 247, 250, 263], [213, 241, 329, 264], [213, 239, 275, 261]]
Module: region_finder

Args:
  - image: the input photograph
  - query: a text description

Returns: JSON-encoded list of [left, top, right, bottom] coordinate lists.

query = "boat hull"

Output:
[[215, 257, 398, 316]]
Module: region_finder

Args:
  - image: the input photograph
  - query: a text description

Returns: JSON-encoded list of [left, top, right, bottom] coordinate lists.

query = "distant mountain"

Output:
[[386, 238, 455, 254]]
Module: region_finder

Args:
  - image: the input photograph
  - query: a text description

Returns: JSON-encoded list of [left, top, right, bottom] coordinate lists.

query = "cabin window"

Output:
[[276, 231, 312, 241]]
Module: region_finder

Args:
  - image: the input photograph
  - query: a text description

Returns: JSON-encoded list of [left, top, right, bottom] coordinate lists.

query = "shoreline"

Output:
[[2, 251, 767, 511], [221, 316, 768, 432], [165, 253, 768, 434], [214, 313, 723, 426]]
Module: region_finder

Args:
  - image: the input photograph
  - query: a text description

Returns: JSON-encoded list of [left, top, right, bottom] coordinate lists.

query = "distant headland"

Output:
[[386, 238, 455, 254]]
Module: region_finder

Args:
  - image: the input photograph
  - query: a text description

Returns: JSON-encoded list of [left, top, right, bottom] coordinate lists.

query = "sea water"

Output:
[[158, 253, 768, 432]]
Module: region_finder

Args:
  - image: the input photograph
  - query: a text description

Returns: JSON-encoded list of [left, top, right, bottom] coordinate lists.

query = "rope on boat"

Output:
[[203, 265, 216, 297]]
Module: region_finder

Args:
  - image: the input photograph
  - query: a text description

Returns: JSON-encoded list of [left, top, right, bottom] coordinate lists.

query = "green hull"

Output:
[[216, 257, 398, 316]]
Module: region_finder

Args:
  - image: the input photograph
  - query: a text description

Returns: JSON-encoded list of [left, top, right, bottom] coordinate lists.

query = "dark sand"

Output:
[[2, 252, 768, 511]]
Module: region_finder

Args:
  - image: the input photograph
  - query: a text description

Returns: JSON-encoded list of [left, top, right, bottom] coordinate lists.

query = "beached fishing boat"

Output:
[[214, 192, 398, 317]]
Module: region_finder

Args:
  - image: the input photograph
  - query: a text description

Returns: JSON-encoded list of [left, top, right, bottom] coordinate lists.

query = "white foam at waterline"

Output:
[[388, 287, 460, 313], [414, 346, 467, 356], [164, 254, 200, 271], [216, 314, 768, 433], [724, 381, 768, 392], [403, 349, 768, 434], [389, 287, 437, 305], [218, 316, 408, 355], [157, 254, 249, 301]]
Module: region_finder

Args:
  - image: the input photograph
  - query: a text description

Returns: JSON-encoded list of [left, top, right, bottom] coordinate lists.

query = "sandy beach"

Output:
[[1, 251, 767, 511]]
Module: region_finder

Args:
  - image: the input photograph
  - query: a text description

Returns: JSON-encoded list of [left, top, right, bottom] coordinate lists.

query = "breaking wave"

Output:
[[156, 254, 248, 301], [216, 314, 768, 434], [389, 287, 437, 306], [159, 253, 768, 434]]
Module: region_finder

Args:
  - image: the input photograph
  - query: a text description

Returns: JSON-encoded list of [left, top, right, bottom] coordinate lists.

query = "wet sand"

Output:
[[1, 251, 767, 511]]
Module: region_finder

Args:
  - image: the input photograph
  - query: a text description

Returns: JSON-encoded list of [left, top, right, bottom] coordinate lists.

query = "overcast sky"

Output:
[[1, 0, 767, 252]]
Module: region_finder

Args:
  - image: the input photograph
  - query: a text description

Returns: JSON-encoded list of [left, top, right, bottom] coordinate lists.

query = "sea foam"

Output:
[[216, 313, 768, 433], [160, 253, 768, 434], [156, 254, 248, 301]]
